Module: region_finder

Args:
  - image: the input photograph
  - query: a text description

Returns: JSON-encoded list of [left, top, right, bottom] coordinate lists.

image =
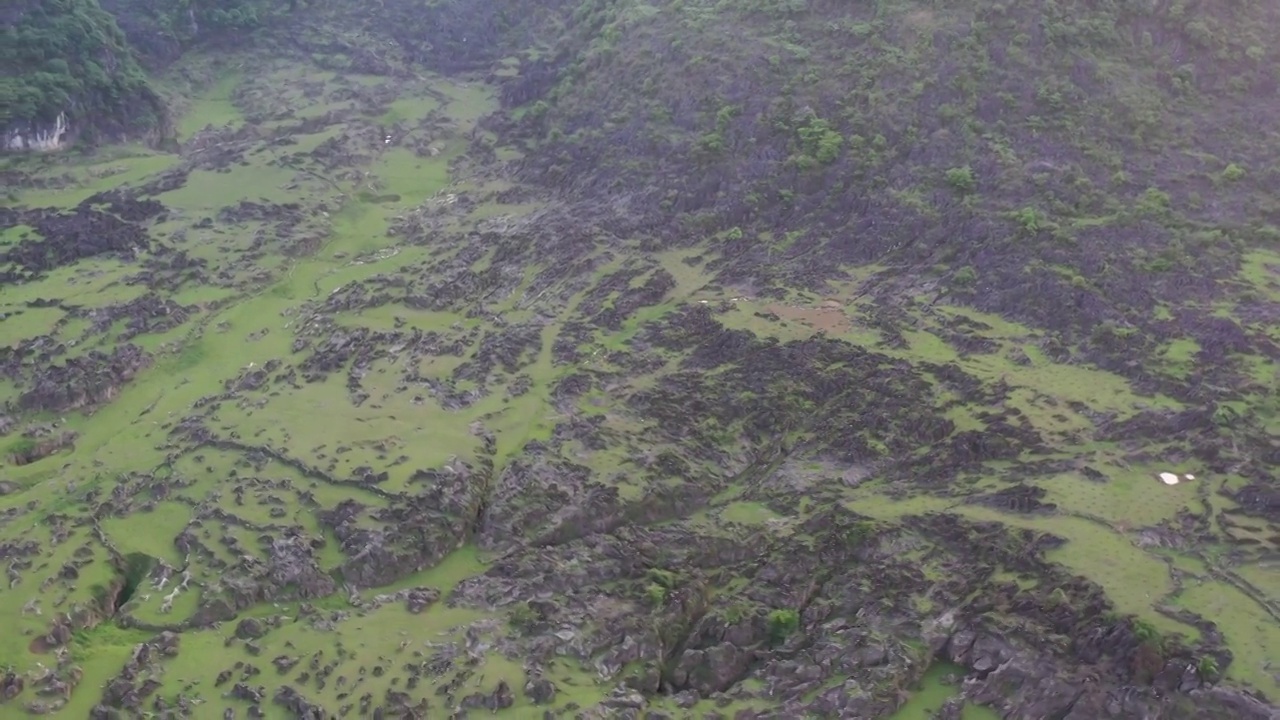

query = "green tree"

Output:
[[795, 116, 843, 166], [768, 608, 800, 642]]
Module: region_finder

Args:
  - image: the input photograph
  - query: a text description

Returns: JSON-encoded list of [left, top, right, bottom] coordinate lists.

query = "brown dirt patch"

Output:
[[764, 301, 852, 334]]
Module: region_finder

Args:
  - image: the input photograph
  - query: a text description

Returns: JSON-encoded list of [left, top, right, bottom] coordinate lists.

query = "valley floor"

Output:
[[1, 38, 1277, 720]]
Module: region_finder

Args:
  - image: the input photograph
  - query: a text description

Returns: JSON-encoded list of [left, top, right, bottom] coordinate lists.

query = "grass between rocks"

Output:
[[2, 7, 1279, 715]]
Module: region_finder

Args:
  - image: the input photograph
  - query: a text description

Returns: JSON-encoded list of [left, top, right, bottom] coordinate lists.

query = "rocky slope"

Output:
[[0, 0, 1278, 718]]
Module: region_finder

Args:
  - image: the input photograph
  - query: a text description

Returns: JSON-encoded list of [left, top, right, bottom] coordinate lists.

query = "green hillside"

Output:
[[0, 0, 162, 135]]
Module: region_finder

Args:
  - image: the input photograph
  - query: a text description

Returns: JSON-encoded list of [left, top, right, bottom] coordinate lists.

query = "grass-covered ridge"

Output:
[[0, 0, 1277, 718]]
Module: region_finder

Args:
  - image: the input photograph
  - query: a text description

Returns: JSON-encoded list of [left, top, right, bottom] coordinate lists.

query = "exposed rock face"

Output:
[[319, 494, 479, 589], [177, 526, 338, 616], [4, 430, 77, 467], [90, 632, 181, 719], [1, 671, 25, 702], [1, 204, 154, 281], [272, 685, 326, 719], [3, 113, 72, 152], [18, 345, 153, 414], [235, 618, 267, 641], [943, 627, 1280, 720]]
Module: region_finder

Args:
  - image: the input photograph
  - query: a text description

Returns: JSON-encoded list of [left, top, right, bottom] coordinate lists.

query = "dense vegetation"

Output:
[[100, 0, 291, 62], [1, 0, 285, 143], [0, 0, 160, 132], [0, 0, 1277, 718]]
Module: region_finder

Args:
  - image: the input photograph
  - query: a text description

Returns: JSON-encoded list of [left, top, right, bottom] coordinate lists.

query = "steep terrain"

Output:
[[1, 0, 168, 150], [0, 0, 288, 150], [98, 0, 290, 63], [1, 0, 1278, 718]]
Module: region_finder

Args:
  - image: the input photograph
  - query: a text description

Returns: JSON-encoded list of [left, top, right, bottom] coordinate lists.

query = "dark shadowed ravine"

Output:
[[1, 0, 1279, 718]]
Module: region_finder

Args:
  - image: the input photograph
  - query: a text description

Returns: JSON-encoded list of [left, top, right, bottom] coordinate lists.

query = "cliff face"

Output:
[[4, 112, 72, 152]]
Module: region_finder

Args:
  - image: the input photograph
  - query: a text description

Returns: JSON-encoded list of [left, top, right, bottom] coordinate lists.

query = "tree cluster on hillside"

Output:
[[100, 0, 293, 62], [1, 0, 288, 143], [0, 0, 158, 130]]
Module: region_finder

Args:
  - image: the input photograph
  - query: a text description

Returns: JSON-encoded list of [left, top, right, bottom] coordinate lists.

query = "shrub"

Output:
[[768, 608, 800, 642], [5, 437, 37, 459], [722, 604, 750, 624], [796, 116, 844, 165], [1132, 618, 1160, 644], [696, 131, 725, 156], [646, 568, 678, 588], [1132, 641, 1164, 683], [1198, 655, 1219, 677], [508, 602, 538, 630], [945, 166, 976, 192], [1014, 206, 1047, 234], [1137, 187, 1171, 214]]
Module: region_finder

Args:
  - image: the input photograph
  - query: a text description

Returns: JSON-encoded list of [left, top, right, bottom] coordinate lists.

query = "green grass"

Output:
[[1041, 458, 1205, 528], [5, 4, 1280, 714], [100, 502, 193, 566], [150, 599, 493, 719], [178, 70, 246, 139], [1175, 580, 1280, 693], [0, 525, 118, 672], [845, 493, 1199, 641], [719, 501, 779, 525], [720, 294, 1178, 443], [0, 304, 65, 346], [69, 623, 154, 663], [372, 147, 453, 201], [1159, 337, 1201, 375], [7, 147, 178, 207], [158, 164, 302, 211], [0, 223, 35, 245], [367, 544, 488, 598], [1239, 249, 1280, 300], [0, 100, 526, 701], [378, 95, 440, 125], [888, 661, 1001, 720]]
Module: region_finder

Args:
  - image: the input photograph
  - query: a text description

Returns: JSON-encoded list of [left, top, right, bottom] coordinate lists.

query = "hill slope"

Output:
[[1, 0, 289, 150], [1, 0, 165, 149], [0, 0, 1277, 718], [498, 0, 1280, 380]]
